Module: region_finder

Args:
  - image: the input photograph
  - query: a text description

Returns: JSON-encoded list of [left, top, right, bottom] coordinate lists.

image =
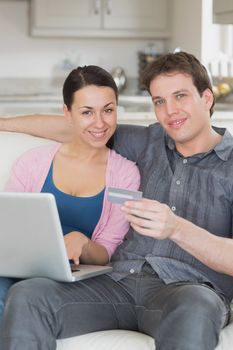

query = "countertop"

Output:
[[0, 77, 232, 118]]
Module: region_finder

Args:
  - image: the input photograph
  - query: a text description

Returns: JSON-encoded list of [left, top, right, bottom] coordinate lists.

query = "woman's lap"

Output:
[[0, 277, 18, 321]]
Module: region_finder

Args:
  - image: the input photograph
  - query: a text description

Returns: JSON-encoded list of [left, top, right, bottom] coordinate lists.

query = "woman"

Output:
[[0, 65, 140, 321]]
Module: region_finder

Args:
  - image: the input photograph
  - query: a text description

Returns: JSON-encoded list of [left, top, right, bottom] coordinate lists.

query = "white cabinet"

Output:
[[30, 0, 170, 38], [213, 0, 233, 24]]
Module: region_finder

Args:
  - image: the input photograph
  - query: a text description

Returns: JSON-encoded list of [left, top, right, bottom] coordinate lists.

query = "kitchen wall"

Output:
[[0, 0, 165, 79], [168, 0, 227, 68], [166, 0, 233, 81], [0, 0, 231, 80]]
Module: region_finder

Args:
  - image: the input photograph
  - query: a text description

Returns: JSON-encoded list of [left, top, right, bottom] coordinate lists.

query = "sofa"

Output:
[[0, 130, 233, 350]]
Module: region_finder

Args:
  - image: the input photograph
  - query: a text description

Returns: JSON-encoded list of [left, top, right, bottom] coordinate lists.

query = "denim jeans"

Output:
[[0, 278, 16, 323], [0, 271, 230, 350]]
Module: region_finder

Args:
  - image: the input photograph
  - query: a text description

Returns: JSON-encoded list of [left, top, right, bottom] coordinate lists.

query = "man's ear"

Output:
[[63, 104, 72, 123], [202, 88, 214, 110]]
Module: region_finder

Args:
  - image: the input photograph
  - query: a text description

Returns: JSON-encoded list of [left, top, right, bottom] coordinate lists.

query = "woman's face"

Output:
[[64, 85, 117, 149]]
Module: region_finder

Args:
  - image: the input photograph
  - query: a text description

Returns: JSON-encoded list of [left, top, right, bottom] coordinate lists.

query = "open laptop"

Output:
[[0, 192, 112, 282]]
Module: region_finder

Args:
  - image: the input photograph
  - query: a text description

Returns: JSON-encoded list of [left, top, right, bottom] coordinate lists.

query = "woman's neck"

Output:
[[59, 142, 109, 163]]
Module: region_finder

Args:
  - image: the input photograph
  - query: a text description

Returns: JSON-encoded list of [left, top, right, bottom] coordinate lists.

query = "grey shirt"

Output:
[[111, 122, 233, 301]]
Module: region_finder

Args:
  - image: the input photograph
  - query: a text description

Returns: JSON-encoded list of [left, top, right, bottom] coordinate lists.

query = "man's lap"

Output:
[[2, 273, 230, 344]]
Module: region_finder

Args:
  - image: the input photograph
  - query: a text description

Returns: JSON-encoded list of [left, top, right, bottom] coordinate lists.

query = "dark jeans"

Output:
[[0, 270, 230, 350]]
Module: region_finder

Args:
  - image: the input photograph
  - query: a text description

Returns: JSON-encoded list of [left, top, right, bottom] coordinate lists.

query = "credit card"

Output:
[[107, 187, 143, 205]]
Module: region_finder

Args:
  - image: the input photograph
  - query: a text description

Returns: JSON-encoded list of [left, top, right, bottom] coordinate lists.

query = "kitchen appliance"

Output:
[[111, 67, 127, 92], [138, 51, 161, 92]]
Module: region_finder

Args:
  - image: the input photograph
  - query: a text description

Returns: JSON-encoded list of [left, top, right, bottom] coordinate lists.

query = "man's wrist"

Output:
[[170, 215, 183, 243]]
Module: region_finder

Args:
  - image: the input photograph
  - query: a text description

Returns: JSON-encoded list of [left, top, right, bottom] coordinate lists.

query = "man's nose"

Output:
[[166, 100, 178, 115]]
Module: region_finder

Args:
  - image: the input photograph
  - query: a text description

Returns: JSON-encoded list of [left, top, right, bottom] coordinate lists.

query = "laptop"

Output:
[[0, 192, 112, 282]]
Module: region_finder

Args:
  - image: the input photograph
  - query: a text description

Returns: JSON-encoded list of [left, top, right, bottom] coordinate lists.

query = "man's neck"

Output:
[[175, 129, 223, 157]]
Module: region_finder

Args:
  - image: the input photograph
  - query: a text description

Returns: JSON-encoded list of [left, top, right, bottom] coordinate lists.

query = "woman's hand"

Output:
[[64, 231, 89, 265]]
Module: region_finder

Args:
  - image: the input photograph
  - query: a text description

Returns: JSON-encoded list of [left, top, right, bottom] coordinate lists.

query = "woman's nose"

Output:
[[94, 113, 105, 127]]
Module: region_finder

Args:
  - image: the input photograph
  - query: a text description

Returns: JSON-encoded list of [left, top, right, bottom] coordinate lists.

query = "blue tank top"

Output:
[[41, 164, 105, 238]]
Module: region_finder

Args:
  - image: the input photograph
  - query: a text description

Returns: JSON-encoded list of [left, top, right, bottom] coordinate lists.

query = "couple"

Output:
[[1, 51, 233, 350]]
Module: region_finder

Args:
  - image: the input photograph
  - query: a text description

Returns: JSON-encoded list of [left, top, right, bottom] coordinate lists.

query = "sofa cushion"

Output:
[[0, 131, 54, 190], [56, 319, 233, 350], [57, 330, 155, 350]]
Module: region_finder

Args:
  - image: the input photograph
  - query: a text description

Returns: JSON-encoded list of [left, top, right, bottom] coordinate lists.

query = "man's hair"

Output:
[[141, 51, 215, 116], [63, 65, 118, 111]]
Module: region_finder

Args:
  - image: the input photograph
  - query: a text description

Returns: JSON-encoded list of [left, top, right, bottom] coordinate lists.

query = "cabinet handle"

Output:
[[106, 0, 112, 15], [94, 0, 101, 15]]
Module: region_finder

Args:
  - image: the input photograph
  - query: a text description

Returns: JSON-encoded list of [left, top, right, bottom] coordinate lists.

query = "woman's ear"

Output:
[[63, 104, 72, 124]]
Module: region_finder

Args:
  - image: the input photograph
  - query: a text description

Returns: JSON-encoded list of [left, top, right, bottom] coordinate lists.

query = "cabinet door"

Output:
[[213, 0, 233, 24], [103, 0, 168, 32], [31, 0, 101, 35], [30, 0, 170, 38]]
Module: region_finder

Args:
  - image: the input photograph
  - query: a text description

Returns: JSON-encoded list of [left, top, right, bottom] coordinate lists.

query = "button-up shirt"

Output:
[[111, 122, 233, 301]]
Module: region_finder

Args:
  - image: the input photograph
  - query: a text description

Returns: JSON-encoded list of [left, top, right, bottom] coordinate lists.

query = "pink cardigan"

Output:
[[5, 143, 140, 258]]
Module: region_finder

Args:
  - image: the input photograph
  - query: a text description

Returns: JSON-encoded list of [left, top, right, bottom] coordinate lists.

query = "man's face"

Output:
[[149, 72, 214, 153]]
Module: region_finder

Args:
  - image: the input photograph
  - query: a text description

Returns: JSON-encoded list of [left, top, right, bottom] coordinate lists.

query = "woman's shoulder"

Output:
[[108, 149, 139, 176], [17, 142, 61, 162], [108, 149, 140, 188], [109, 148, 136, 166]]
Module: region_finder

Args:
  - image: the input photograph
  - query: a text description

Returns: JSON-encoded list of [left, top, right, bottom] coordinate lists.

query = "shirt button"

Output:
[[176, 180, 181, 185], [129, 269, 135, 274], [171, 206, 176, 211], [183, 159, 187, 164]]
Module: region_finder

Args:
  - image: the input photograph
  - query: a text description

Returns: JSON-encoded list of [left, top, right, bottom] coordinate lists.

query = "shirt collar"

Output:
[[165, 126, 233, 161]]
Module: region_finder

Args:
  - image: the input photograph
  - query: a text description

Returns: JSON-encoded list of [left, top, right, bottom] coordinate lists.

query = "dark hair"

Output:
[[63, 65, 118, 111], [141, 51, 215, 116]]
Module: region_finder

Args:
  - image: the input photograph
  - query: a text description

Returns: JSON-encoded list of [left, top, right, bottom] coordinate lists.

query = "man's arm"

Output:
[[0, 114, 73, 142], [122, 198, 233, 277]]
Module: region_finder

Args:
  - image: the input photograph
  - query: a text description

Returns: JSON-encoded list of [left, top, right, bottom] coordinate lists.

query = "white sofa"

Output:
[[0, 131, 233, 350]]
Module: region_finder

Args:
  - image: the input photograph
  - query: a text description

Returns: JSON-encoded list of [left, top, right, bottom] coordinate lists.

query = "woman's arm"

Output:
[[93, 158, 141, 259], [0, 114, 73, 143]]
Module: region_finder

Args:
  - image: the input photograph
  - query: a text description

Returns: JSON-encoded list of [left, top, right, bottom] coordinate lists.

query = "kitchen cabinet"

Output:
[[213, 0, 233, 24], [30, 0, 170, 38]]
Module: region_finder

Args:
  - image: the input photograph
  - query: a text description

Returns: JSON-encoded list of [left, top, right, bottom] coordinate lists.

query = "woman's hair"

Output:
[[141, 51, 215, 116], [63, 65, 118, 111]]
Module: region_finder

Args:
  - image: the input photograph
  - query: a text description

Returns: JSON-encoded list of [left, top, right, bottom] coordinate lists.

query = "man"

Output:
[[1, 51, 233, 350]]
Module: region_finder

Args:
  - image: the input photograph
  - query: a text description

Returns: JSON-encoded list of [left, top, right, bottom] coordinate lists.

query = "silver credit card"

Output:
[[107, 187, 143, 205]]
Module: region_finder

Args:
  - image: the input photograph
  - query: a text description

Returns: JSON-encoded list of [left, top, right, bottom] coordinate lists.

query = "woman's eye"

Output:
[[154, 99, 164, 106], [104, 108, 113, 113]]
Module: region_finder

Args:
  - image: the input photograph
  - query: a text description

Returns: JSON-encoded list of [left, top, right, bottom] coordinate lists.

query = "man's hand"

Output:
[[121, 198, 180, 240], [64, 231, 89, 265]]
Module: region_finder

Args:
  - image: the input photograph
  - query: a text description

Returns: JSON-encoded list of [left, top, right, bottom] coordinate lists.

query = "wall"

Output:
[[0, 0, 165, 78], [168, 0, 232, 75], [168, 0, 203, 58], [1, 0, 231, 80]]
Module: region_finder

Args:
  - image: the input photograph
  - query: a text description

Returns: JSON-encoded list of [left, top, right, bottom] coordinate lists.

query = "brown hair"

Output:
[[141, 51, 215, 116]]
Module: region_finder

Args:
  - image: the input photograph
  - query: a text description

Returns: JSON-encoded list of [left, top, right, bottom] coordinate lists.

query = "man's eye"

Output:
[[176, 93, 185, 99], [82, 111, 92, 116]]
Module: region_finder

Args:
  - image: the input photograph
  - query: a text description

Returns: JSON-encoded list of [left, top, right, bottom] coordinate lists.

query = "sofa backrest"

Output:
[[0, 132, 55, 191]]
